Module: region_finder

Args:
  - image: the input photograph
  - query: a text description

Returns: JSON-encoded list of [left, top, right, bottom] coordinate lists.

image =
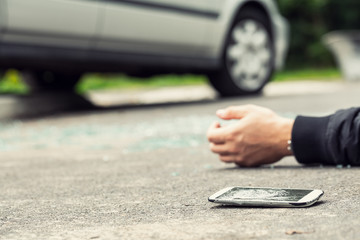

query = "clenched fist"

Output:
[[207, 105, 294, 167]]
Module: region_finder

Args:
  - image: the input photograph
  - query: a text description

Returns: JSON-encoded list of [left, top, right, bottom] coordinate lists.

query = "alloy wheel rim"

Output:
[[226, 19, 272, 91]]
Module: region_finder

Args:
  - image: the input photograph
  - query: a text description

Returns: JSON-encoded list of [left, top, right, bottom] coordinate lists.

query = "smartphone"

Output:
[[208, 187, 324, 208]]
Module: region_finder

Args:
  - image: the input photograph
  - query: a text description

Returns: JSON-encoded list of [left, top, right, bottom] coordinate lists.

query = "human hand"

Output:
[[207, 105, 294, 167]]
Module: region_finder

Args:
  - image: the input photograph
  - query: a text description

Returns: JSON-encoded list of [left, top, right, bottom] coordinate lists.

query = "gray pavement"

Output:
[[0, 81, 360, 239]]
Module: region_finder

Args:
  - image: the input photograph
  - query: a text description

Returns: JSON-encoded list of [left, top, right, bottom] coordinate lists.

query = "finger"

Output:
[[207, 122, 228, 144], [219, 154, 236, 163], [216, 105, 257, 120], [209, 142, 235, 155]]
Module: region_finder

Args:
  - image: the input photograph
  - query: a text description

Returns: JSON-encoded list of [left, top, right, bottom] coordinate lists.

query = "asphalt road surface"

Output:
[[0, 81, 360, 240]]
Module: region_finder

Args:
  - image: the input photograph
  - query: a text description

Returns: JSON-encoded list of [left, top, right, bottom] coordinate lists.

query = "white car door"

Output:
[[2, 0, 100, 49], [97, 0, 217, 57]]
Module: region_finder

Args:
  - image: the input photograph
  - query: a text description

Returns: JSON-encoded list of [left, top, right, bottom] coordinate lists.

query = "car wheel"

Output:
[[23, 71, 81, 92], [209, 8, 274, 96]]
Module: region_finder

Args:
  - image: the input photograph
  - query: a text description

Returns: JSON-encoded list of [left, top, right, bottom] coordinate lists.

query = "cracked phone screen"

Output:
[[216, 188, 312, 202]]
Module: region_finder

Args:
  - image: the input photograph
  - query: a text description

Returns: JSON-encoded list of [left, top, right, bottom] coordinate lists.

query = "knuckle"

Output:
[[244, 104, 259, 113], [237, 134, 244, 143], [224, 106, 236, 115], [228, 145, 238, 154], [206, 132, 214, 142], [225, 135, 233, 142], [226, 131, 237, 141]]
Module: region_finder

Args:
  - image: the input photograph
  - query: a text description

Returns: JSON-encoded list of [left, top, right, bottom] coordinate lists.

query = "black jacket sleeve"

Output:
[[291, 107, 360, 165]]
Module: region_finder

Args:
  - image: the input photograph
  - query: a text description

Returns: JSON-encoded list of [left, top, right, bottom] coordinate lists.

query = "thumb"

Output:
[[216, 105, 253, 120]]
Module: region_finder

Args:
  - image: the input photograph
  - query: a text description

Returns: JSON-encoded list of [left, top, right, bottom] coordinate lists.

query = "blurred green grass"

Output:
[[76, 74, 209, 94], [0, 68, 342, 95], [273, 68, 341, 82]]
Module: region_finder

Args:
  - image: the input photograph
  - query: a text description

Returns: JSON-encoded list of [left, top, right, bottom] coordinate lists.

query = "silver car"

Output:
[[0, 0, 288, 96]]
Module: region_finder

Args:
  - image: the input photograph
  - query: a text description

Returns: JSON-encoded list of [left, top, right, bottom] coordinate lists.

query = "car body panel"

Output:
[[96, 0, 215, 57], [0, 0, 288, 73], [0, 0, 7, 35], [2, 0, 100, 49]]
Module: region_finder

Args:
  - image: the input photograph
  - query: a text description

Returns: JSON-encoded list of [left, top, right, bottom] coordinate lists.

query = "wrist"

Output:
[[278, 118, 295, 157]]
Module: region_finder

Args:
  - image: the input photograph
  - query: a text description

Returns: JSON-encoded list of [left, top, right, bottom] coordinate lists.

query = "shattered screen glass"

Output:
[[217, 187, 312, 202]]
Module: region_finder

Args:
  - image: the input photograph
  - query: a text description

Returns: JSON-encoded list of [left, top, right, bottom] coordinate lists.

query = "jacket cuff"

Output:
[[292, 115, 330, 164]]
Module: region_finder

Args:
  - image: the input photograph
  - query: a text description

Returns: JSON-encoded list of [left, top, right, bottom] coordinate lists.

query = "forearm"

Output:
[[292, 108, 360, 165], [291, 115, 331, 164]]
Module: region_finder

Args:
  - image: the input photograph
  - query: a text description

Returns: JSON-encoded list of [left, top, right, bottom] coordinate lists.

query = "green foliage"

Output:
[[0, 69, 29, 94], [277, 0, 360, 69]]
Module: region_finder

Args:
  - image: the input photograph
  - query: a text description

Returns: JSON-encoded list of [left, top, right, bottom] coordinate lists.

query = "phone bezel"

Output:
[[208, 187, 324, 208]]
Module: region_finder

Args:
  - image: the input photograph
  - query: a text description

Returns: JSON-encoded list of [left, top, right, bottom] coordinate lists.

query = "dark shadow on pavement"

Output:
[[1, 90, 262, 121], [0, 91, 99, 121]]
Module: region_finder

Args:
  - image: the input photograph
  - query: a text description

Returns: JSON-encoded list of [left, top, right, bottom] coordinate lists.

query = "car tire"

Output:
[[208, 8, 274, 96], [23, 71, 81, 92]]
